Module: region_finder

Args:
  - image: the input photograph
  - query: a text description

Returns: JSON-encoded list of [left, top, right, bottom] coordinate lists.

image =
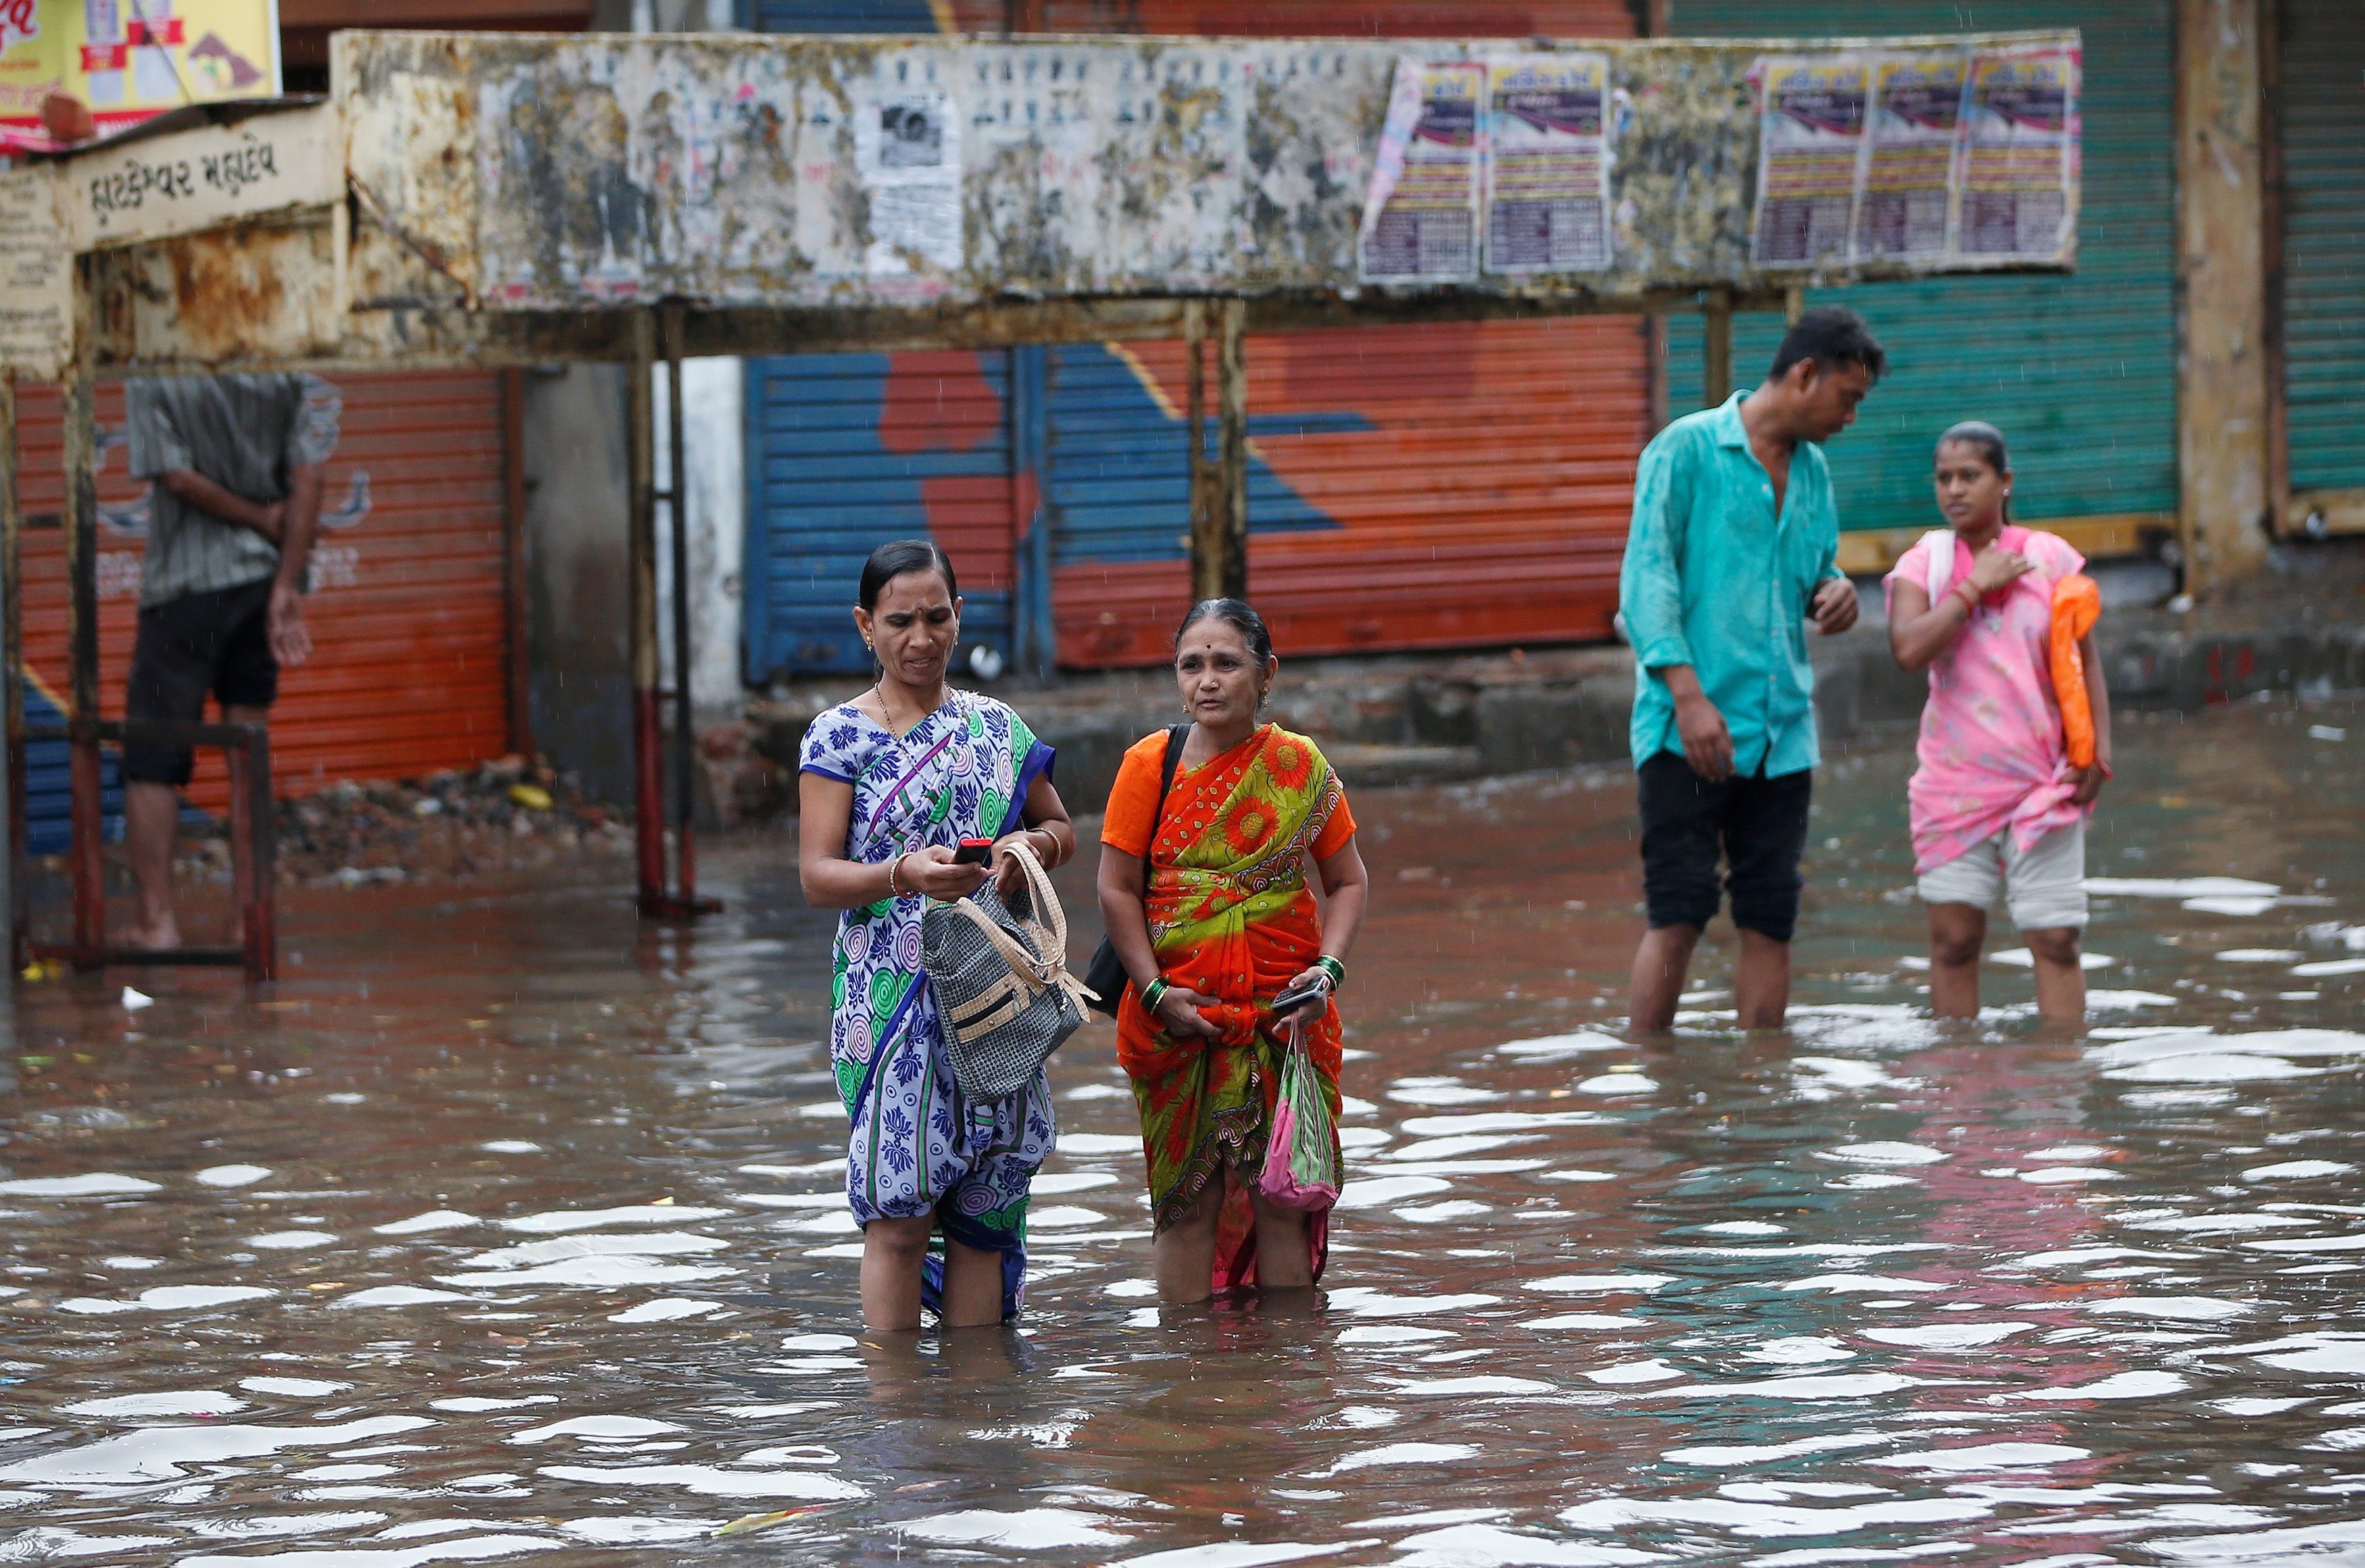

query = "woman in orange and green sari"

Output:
[[1096, 600, 1371, 1304]]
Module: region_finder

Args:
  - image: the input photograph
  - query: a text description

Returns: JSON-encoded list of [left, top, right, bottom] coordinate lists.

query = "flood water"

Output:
[[5, 697, 2365, 1566]]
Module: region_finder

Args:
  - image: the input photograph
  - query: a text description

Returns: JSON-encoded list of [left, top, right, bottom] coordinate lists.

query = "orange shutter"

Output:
[[1040, 0, 1649, 669], [16, 371, 516, 818]]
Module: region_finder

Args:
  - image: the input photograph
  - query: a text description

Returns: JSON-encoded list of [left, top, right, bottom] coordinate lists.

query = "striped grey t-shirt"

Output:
[[125, 374, 342, 609]]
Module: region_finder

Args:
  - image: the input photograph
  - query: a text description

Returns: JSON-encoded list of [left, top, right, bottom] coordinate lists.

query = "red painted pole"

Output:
[[63, 335, 102, 970], [228, 726, 276, 984], [634, 688, 664, 906], [627, 311, 666, 911], [663, 307, 698, 909], [68, 732, 101, 965]]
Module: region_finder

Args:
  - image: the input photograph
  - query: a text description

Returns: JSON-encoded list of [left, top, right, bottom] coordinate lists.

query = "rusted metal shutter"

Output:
[[16, 372, 517, 831], [1050, 320, 1650, 667], [1043, 0, 1649, 669], [2280, 0, 2365, 523]]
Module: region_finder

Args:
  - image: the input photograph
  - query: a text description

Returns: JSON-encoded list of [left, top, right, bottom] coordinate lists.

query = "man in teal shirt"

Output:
[[1620, 307, 1883, 1032]]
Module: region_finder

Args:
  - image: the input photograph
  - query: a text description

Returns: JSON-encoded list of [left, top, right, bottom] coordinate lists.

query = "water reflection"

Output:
[[1, 699, 2362, 1561]]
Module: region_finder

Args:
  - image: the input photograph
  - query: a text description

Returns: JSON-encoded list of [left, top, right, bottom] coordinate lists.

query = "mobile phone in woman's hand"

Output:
[[1272, 980, 1328, 1015]]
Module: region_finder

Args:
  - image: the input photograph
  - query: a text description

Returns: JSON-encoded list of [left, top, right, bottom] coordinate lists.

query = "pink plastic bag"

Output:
[[1257, 1014, 1339, 1211]]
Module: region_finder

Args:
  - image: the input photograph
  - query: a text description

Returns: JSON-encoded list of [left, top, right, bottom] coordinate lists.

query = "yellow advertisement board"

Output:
[[1, 0, 280, 153]]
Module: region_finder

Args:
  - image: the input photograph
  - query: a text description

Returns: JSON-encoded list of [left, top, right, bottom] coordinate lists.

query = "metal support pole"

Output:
[[1184, 300, 1218, 603], [1, 369, 23, 972], [227, 725, 277, 984], [1009, 346, 1053, 681], [63, 297, 103, 971], [662, 304, 698, 908], [497, 368, 534, 756], [1216, 297, 1248, 601], [1702, 288, 1734, 409], [627, 311, 666, 913]]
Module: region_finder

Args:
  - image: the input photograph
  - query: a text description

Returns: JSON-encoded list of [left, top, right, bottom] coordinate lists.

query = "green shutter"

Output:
[[1664, 1, 2179, 555], [2281, 0, 2365, 503]]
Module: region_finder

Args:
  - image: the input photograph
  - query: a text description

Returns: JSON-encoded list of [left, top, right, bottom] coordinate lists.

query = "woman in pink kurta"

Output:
[[1885, 422, 2112, 1025]]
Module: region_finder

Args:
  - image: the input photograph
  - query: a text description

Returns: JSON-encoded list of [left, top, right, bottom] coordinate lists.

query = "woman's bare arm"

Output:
[[1310, 836, 1370, 964], [1887, 579, 1974, 672], [797, 772, 985, 909], [1096, 841, 1220, 1038], [2070, 630, 2114, 806], [1890, 547, 2037, 672], [993, 771, 1076, 895], [2083, 630, 2112, 774]]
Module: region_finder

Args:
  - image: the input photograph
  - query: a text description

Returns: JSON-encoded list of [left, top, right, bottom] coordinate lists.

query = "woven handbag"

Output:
[[920, 839, 1094, 1101]]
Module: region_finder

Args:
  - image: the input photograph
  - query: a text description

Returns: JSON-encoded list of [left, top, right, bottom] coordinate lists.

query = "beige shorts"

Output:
[[1916, 821, 2088, 931]]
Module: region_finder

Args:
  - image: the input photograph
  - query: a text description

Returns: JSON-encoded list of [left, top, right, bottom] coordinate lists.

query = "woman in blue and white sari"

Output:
[[797, 540, 1074, 1331]]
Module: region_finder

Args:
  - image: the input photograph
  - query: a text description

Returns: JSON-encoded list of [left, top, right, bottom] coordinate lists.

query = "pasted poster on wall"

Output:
[[1360, 59, 1483, 284], [1749, 55, 1868, 268], [1959, 43, 2078, 265], [0, 163, 70, 375], [1858, 53, 1966, 263], [0, 0, 280, 154], [1483, 53, 1612, 276], [1749, 43, 2078, 273], [853, 74, 962, 280]]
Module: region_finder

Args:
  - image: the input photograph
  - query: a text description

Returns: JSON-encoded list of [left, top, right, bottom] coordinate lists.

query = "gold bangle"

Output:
[[887, 853, 908, 898]]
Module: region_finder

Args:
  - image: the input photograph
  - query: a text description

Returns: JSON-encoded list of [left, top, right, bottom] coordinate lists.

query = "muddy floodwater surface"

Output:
[[4, 699, 2365, 1565]]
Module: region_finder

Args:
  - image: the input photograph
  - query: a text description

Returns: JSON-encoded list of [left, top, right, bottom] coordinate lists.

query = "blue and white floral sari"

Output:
[[797, 689, 1057, 1317]]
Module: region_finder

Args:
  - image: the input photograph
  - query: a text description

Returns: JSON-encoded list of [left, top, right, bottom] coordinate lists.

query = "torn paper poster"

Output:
[[1857, 53, 1967, 263], [1749, 54, 1870, 268], [1483, 53, 1613, 275], [1958, 43, 2079, 266], [853, 72, 963, 278], [1360, 59, 1483, 284]]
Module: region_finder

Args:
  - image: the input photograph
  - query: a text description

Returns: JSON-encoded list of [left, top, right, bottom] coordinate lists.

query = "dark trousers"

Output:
[[1637, 750, 1814, 943], [122, 580, 279, 788]]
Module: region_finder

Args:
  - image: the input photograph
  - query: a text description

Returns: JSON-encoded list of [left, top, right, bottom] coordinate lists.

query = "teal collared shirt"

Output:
[[1619, 391, 1843, 778]]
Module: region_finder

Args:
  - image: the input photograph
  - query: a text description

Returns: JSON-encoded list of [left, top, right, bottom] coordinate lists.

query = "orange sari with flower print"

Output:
[[1100, 724, 1355, 1292]]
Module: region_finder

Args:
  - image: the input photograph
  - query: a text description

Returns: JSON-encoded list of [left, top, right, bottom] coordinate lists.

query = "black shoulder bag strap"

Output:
[[1083, 724, 1189, 1017], [1151, 722, 1188, 833]]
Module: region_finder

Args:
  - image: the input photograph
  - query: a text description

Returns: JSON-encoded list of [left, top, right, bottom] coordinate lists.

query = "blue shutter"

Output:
[[741, 353, 1015, 681], [22, 676, 123, 857]]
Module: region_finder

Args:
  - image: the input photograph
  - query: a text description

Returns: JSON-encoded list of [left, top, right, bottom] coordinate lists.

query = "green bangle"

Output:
[[1140, 977, 1170, 1013], [1312, 955, 1346, 988]]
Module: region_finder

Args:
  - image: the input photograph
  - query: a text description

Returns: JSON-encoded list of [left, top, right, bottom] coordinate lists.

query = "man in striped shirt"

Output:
[[122, 374, 341, 949]]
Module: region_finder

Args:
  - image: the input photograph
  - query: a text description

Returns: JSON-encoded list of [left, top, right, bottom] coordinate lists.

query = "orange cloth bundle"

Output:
[[2049, 572, 2101, 767]]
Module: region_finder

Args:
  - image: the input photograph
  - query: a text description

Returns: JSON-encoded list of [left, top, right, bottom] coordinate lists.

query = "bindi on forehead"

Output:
[[1180, 629, 1251, 657]]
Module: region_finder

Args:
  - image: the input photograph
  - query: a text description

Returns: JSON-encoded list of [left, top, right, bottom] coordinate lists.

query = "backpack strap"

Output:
[[1920, 529, 1957, 602]]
